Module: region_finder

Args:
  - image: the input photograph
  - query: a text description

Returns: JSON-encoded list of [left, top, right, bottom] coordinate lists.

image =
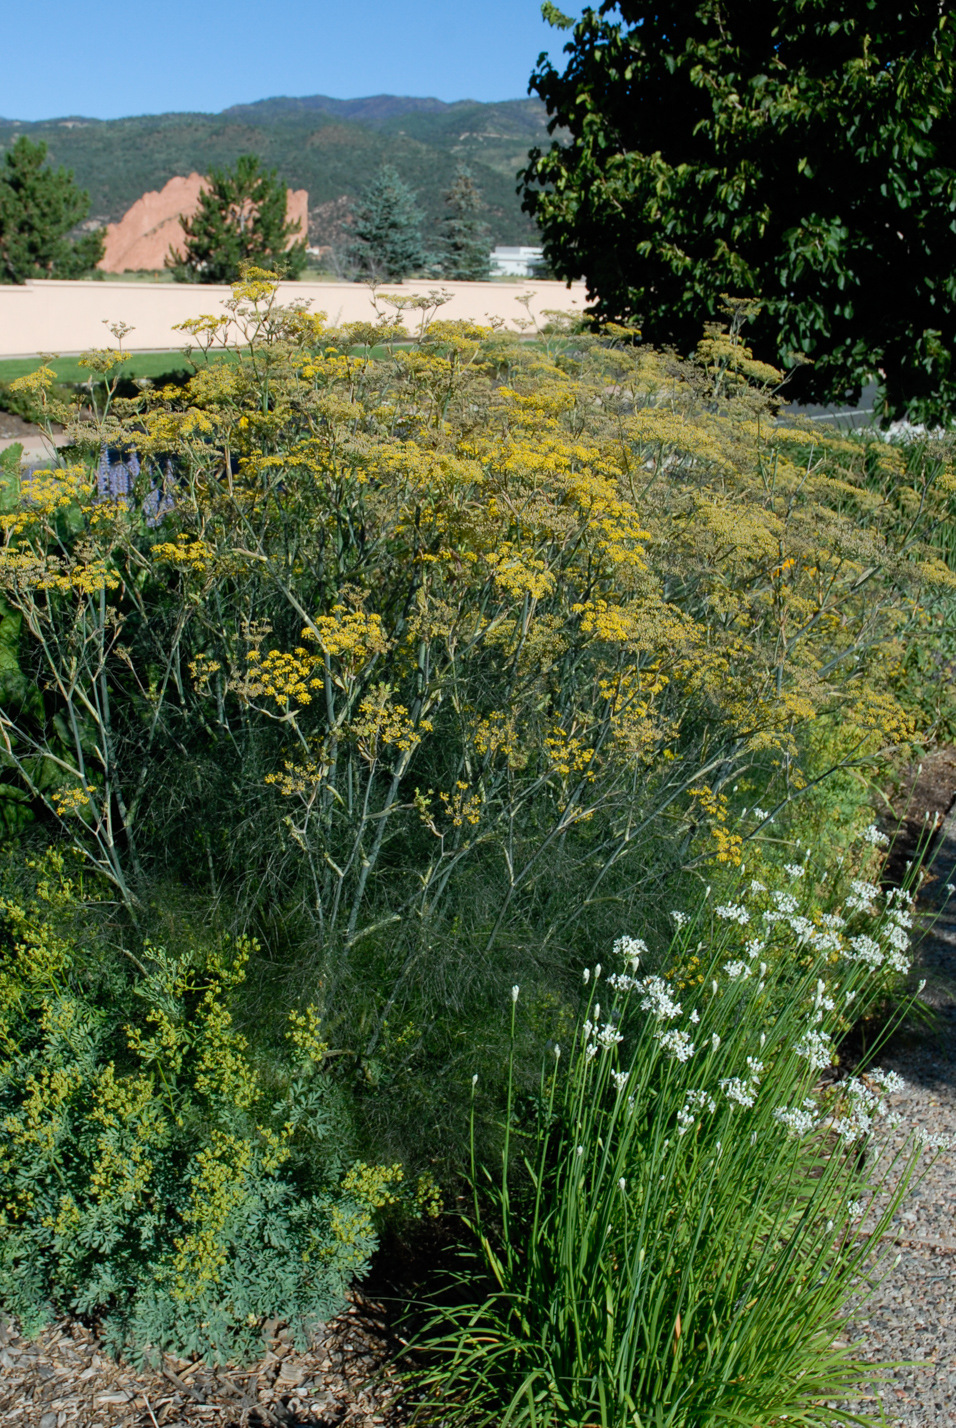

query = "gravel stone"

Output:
[[836, 782, 956, 1426]]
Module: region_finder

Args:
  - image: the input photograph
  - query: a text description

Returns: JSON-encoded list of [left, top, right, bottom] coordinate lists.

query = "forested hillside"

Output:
[[0, 95, 549, 246]]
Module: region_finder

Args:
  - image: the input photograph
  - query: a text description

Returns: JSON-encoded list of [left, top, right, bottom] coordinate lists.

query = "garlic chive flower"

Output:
[[613, 934, 646, 967], [720, 1076, 758, 1109], [656, 1028, 696, 1061], [773, 1106, 815, 1137], [723, 960, 751, 980]]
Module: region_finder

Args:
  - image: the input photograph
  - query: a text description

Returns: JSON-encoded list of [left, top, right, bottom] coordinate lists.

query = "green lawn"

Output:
[[0, 351, 199, 385]]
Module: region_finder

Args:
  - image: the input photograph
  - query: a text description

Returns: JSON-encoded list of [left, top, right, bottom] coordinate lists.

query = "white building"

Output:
[[490, 246, 546, 278]]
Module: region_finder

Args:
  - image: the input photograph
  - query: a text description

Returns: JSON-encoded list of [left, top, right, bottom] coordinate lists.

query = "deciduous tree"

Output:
[[522, 2, 956, 422]]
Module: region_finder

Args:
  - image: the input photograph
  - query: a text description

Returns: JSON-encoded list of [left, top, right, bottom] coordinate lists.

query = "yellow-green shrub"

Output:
[[0, 276, 952, 1165], [0, 848, 425, 1361]]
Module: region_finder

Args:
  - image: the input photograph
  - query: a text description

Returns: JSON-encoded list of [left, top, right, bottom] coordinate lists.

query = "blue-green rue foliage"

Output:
[[413, 836, 953, 1428], [0, 850, 432, 1363]]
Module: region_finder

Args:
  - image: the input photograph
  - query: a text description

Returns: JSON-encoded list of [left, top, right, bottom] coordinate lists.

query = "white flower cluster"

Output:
[[845, 934, 884, 969], [810, 928, 843, 955], [846, 1198, 867, 1218], [861, 824, 890, 848], [613, 934, 647, 968], [723, 960, 751, 980], [656, 1028, 696, 1062], [917, 1130, 955, 1153], [752, 807, 770, 821], [748, 879, 767, 894], [794, 1027, 833, 1072], [772, 890, 799, 914], [869, 1068, 906, 1095], [605, 971, 640, 994], [720, 1076, 758, 1109], [832, 1075, 895, 1145], [583, 1017, 624, 1051], [676, 1087, 716, 1135], [845, 878, 880, 913], [832, 1107, 873, 1144], [784, 863, 806, 879], [745, 937, 766, 959], [638, 975, 682, 1021], [671, 910, 689, 928], [676, 1105, 696, 1136], [773, 1106, 816, 1137], [611, 1070, 630, 1092], [880, 898, 914, 973], [715, 902, 750, 925]]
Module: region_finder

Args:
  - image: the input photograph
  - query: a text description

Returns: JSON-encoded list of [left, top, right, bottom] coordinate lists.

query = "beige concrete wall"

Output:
[[0, 277, 589, 359]]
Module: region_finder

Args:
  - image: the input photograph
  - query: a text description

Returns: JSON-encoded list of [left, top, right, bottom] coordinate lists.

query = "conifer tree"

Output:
[[347, 166, 427, 281], [168, 154, 306, 284], [439, 165, 492, 282], [0, 137, 104, 284]]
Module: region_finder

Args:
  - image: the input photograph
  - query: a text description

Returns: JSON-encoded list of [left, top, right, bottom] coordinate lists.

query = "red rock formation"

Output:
[[98, 174, 309, 274]]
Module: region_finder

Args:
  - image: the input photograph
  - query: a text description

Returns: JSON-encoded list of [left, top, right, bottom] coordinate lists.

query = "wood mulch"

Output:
[[0, 1294, 409, 1428]]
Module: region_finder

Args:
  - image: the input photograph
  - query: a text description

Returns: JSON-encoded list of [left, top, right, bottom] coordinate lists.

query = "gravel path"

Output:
[[835, 803, 956, 1426]]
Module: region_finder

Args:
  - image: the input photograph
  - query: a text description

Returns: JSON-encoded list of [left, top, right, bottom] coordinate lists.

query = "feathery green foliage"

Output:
[[0, 273, 953, 1390], [0, 272, 953, 1211]]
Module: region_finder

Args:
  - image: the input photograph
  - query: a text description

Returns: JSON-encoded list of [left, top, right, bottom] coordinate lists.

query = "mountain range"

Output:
[[0, 95, 556, 249]]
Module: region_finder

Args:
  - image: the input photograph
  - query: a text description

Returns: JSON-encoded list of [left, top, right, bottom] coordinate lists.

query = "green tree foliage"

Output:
[[168, 154, 306, 284], [0, 99, 546, 248], [347, 164, 427, 279], [440, 164, 492, 281], [523, 2, 956, 423], [0, 137, 104, 284]]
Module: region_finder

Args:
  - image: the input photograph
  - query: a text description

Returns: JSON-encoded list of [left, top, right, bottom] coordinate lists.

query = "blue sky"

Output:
[[4, 1, 584, 122]]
